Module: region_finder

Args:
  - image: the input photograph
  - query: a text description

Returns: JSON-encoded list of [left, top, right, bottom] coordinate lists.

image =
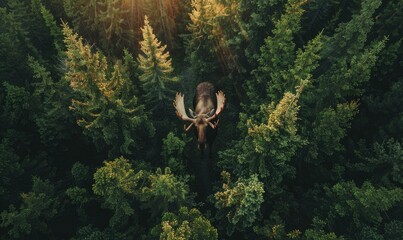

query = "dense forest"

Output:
[[0, 0, 402, 239]]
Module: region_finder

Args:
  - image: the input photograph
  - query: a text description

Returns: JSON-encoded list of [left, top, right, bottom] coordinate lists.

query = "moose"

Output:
[[173, 82, 226, 150]]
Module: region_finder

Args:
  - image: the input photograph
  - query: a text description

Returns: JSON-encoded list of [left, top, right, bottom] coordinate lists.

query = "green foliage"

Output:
[[161, 132, 186, 174], [304, 218, 344, 240], [322, 0, 382, 59], [39, 3, 64, 55], [353, 138, 403, 187], [220, 84, 305, 195], [0, 177, 59, 239], [1, 82, 31, 126], [214, 172, 264, 235], [0, 139, 23, 195], [63, 0, 135, 55], [139, 167, 191, 216], [71, 225, 107, 240], [0, 6, 31, 84], [28, 56, 77, 148], [317, 181, 403, 237], [310, 101, 359, 159], [93, 157, 143, 227], [137, 16, 177, 112], [66, 186, 89, 206], [384, 220, 403, 240], [248, 0, 312, 105], [152, 207, 218, 240], [71, 162, 90, 184], [185, 0, 225, 78], [253, 223, 303, 240], [0, 0, 402, 239], [63, 23, 155, 156]]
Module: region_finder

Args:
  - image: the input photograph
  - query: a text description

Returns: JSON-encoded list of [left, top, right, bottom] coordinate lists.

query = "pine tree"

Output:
[[93, 157, 143, 227], [63, 0, 135, 55], [220, 83, 306, 194], [247, 0, 310, 106], [143, 0, 181, 49], [63, 23, 154, 157], [299, 0, 386, 164], [185, 0, 242, 79], [137, 16, 177, 112], [0, 177, 60, 239]]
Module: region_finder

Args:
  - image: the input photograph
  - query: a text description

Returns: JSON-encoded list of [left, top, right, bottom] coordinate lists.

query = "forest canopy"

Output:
[[0, 0, 402, 239]]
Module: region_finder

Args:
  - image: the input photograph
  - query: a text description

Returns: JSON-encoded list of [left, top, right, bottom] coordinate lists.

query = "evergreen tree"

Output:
[[185, 0, 243, 79], [0, 177, 60, 239], [137, 16, 177, 113], [143, 0, 181, 49], [93, 157, 143, 227], [152, 207, 218, 240], [63, 0, 135, 56], [0, 0, 402, 239], [63, 23, 154, 157], [214, 172, 264, 235]]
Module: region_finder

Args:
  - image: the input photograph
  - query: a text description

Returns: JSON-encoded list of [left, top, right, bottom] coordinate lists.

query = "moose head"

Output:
[[173, 82, 226, 149]]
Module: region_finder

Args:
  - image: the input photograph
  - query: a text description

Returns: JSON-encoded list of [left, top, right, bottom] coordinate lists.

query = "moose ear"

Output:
[[189, 108, 197, 118]]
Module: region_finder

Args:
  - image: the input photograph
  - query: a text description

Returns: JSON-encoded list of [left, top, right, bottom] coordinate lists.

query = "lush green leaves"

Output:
[[214, 172, 264, 235], [153, 207, 218, 240], [93, 157, 142, 226]]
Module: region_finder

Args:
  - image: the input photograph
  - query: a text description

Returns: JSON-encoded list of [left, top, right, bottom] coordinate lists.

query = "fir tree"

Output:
[[63, 23, 154, 157], [137, 16, 177, 113]]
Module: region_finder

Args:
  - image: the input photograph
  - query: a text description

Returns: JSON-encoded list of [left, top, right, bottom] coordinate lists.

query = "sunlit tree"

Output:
[[152, 207, 218, 240], [139, 167, 191, 217], [93, 157, 143, 227], [143, 0, 181, 48], [63, 0, 134, 55], [63, 23, 154, 157], [214, 172, 264, 235], [137, 16, 177, 113], [186, 0, 242, 79]]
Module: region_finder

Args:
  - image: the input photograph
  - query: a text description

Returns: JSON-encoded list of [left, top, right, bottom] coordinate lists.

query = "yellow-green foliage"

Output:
[[93, 157, 143, 226], [137, 16, 177, 109], [214, 171, 264, 235], [155, 207, 218, 240], [63, 23, 154, 156], [139, 167, 190, 215]]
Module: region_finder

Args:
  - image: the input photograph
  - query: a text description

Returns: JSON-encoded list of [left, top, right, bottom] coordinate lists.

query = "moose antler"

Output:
[[206, 91, 226, 122], [173, 93, 195, 122]]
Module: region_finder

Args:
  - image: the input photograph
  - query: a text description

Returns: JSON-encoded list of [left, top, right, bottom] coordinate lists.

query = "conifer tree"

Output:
[[143, 0, 181, 49], [152, 207, 218, 240], [247, 0, 310, 106], [0, 177, 60, 239], [63, 23, 154, 157], [137, 16, 177, 112], [93, 157, 143, 227], [299, 0, 386, 164], [214, 172, 264, 235], [28, 57, 77, 148], [220, 83, 306, 193], [63, 0, 135, 55], [186, 0, 242, 79]]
